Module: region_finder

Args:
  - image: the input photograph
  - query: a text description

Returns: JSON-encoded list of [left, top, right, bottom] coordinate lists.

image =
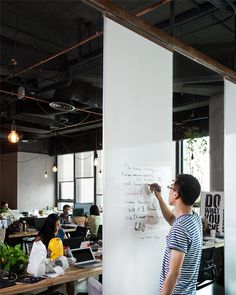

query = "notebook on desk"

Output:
[[70, 247, 102, 268]]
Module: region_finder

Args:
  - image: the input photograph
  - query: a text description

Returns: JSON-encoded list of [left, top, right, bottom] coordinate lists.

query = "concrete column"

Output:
[[0, 152, 17, 208], [209, 92, 224, 191]]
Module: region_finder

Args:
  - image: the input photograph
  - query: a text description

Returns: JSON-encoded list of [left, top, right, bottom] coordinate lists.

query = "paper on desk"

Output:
[[46, 266, 65, 278]]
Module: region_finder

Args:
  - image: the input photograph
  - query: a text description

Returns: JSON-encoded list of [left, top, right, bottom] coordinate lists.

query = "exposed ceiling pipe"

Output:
[[0, 89, 102, 116], [37, 69, 72, 94], [135, 0, 171, 17], [54, 81, 102, 109], [0, 32, 103, 83], [48, 120, 102, 137], [0, 1, 168, 85], [209, 0, 236, 13]]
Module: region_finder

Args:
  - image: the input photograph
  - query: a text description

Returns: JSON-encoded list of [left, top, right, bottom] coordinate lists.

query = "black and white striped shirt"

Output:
[[160, 211, 202, 295]]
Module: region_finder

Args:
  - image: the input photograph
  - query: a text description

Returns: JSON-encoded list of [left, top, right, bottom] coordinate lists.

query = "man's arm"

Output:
[[149, 183, 175, 225], [161, 249, 185, 295]]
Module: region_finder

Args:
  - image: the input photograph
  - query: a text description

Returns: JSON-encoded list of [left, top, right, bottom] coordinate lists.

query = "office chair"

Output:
[[97, 225, 102, 241], [197, 247, 218, 290], [87, 277, 102, 295], [22, 236, 35, 254]]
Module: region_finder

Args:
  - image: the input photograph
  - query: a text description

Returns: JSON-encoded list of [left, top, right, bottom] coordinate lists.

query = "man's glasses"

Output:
[[167, 185, 176, 191]]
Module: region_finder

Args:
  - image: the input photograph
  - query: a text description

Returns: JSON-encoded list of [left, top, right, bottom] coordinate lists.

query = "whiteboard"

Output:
[[103, 18, 173, 295], [122, 165, 171, 240]]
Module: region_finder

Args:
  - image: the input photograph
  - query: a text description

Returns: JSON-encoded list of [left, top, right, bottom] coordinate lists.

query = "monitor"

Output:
[[74, 203, 93, 216], [73, 208, 85, 217], [34, 217, 47, 230], [19, 217, 35, 228]]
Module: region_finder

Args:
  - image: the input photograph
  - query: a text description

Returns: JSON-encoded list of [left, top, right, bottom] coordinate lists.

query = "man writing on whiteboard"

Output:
[[149, 174, 202, 295]]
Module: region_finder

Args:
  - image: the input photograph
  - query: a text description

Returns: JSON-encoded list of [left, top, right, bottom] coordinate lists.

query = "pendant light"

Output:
[[99, 169, 102, 178], [8, 121, 20, 143], [52, 163, 58, 172], [44, 153, 48, 178], [94, 150, 98, 166]]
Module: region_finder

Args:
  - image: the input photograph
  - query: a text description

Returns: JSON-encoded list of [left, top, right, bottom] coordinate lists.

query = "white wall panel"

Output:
[[224, 79, 236, 294], [17, 152, 55, 211], [103, 18, 173, 295]]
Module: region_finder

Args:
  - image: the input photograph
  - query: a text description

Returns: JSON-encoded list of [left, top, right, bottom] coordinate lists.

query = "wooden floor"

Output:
[[197, 282, 224, 295]]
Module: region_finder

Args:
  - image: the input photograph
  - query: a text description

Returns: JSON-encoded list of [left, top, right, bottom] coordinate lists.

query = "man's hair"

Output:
[[63, 204, 70, 210], [174, 174, 201, 206]]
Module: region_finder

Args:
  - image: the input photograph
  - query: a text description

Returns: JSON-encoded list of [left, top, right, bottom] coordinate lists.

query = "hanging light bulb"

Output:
[[99, 169, 102, 178], [44, 153, 48, 178], [8, 123, 20, 144], [17, 86, 25, 99], [52, 163, 58, 172], [94, 151, 98, 166]]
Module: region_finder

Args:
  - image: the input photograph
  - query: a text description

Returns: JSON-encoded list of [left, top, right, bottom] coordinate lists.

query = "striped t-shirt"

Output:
[[160, 211, 202, 295]]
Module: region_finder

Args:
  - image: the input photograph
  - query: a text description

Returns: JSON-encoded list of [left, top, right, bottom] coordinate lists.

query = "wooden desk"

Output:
[[202, 238, 224, 250], [8, 230, 38, 239], [1, 265, 102, 295], [8, 227, 76, 239]]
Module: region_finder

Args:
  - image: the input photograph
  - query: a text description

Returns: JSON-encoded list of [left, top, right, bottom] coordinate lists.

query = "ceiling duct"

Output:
[[53, 81, 102, 110], [208, 0, 236, 13]]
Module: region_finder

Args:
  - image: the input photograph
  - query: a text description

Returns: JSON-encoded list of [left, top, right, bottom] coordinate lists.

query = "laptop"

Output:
[[62, 237, 84, 249], [70, 247, 102, 268], [34, 217, 47, 230]]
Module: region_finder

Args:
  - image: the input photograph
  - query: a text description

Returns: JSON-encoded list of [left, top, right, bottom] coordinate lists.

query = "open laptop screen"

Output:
[[71, 247, 95, 264], [62, 237, 83, 249]]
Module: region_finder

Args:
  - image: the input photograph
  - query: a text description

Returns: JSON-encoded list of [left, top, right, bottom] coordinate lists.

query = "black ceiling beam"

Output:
[[83, 0, 236, 83], [156, 2, 218, 31]]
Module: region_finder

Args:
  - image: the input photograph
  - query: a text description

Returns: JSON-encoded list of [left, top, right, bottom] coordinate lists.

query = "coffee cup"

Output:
[[210, 229, 216, 238]]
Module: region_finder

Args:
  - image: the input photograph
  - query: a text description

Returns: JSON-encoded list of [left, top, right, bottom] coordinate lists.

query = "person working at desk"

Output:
[[86, 205, 101, 239], [34, 214, 73, 294], [149, 174, 202, 295], [60, 204, 71, 224], [0, 201, 10, 212], [35, 213, 66, 247]]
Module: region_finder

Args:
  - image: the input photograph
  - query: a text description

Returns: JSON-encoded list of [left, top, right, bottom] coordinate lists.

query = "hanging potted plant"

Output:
[[0, 243, 28, 276]]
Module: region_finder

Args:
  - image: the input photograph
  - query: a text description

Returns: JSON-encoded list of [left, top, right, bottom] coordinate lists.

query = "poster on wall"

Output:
[[200, 191, 224, 235]]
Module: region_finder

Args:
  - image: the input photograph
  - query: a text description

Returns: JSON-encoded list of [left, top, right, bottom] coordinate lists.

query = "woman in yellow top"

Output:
[[86, 205, 101, 239]]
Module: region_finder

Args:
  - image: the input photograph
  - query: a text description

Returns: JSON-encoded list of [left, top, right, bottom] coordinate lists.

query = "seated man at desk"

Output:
[[0, 201, 11, 214], [60, 204, 71, 224]]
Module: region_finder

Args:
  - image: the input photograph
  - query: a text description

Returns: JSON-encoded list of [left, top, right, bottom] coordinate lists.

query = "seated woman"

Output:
[[34, 214, 73, 295], [86, 205, 101, 239], [35, 213, 66, 248]]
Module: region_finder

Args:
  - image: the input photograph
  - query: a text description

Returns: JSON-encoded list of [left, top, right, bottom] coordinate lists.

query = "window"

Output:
[[75, 178, 94, 203], [183, 136, 210, 191], [57, 154, 74, 208], [57, 151, 103, 209]]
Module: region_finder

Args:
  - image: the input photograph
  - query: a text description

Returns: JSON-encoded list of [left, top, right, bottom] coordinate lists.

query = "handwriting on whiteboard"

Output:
[[121, 165, 171, 239]]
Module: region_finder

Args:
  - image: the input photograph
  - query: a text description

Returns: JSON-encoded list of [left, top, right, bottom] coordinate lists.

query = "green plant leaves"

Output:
[[0, 242, 28, 272]]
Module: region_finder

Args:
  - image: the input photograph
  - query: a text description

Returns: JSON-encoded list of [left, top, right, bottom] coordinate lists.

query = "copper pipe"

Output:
[[0, 31, 103, 83], [135, 0, 171, 17], [0, 89, 102, 116]]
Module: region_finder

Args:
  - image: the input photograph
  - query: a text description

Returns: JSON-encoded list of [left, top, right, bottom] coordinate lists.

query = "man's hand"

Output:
[[149, 183, 161, 193]]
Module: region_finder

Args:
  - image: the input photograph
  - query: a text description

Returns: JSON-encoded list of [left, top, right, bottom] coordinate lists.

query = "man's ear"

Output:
[[174, 192, 180, 200]]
